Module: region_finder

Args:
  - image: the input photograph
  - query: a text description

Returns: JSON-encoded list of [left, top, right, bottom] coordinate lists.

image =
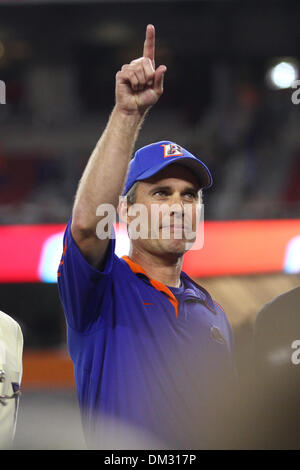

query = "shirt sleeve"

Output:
[[57, 218, 116, 332]]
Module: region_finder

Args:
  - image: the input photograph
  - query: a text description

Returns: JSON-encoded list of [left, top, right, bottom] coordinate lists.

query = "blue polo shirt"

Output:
[[58, 219, 237, 449]]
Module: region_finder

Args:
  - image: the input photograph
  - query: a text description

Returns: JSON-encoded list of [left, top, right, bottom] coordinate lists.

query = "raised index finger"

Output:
[[143, 24, 155, 64]]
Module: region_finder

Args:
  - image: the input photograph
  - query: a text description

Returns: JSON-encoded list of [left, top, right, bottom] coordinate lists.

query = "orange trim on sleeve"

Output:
[[57, 240, 67, 277], [214, 301, 225, 313], [121, 256, 179, 317]]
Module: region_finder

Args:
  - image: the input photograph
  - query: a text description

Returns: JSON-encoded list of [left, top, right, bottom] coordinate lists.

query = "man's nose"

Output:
[[169, 193, 184, 213]]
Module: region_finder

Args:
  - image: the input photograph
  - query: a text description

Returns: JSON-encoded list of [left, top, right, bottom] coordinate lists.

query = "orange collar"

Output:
[[121, 256, 179, 317]]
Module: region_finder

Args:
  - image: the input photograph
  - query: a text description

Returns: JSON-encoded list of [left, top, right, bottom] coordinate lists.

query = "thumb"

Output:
[[154, 65, 167, 95]]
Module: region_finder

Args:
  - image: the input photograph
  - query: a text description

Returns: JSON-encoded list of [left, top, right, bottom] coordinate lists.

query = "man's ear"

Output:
[[117, 196, 129, 225]]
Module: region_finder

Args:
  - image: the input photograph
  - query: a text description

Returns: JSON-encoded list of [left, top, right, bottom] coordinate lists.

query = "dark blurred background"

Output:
[[0, 0, 299, 449], [1, 0, 300, 225]]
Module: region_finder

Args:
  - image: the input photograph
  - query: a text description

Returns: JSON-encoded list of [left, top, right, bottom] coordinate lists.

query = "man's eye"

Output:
[[153, 190, 167, 196]]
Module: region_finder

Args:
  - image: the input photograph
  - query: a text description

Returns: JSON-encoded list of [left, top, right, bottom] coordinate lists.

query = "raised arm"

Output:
[[71, 25, 166, 268]]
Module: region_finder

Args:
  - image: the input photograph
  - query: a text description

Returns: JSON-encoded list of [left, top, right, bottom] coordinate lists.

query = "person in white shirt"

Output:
[[0, 310, 23, 449]]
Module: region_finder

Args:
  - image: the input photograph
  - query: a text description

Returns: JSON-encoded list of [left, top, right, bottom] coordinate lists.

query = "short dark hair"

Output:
[[125, 181, 140, 204]]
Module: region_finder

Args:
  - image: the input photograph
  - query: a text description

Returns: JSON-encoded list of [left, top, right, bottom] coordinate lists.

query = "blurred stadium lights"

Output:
[[1, 220, 300, 283], [266, 59, 298, 90]]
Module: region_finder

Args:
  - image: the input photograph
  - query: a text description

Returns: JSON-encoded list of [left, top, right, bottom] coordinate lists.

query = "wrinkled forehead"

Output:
[[140, 163, 201, 189]]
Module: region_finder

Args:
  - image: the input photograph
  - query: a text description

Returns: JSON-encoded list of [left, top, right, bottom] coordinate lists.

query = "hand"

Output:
[[115, 24, 167, 116]]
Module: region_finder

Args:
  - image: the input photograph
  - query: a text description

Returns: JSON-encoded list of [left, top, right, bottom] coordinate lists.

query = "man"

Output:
[[58, 25, 236, 449], [252, 287, 300, 449], [254, 286, 300, 378], [223, 287, 300, 449], [0, 310, 23, 449]]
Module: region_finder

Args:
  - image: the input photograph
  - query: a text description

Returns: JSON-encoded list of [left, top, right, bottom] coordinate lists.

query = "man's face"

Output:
[[124, 163, 202, 258]]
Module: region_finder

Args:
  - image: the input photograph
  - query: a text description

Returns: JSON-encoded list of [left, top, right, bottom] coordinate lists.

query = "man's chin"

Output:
[[159, 238, 192, 256]]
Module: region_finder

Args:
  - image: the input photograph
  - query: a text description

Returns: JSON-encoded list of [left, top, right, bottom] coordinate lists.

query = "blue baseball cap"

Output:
[[122, 141, 213, 196]]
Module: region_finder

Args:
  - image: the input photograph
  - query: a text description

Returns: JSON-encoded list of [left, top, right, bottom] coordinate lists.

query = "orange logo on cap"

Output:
[[161, 144, 183, 158]]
